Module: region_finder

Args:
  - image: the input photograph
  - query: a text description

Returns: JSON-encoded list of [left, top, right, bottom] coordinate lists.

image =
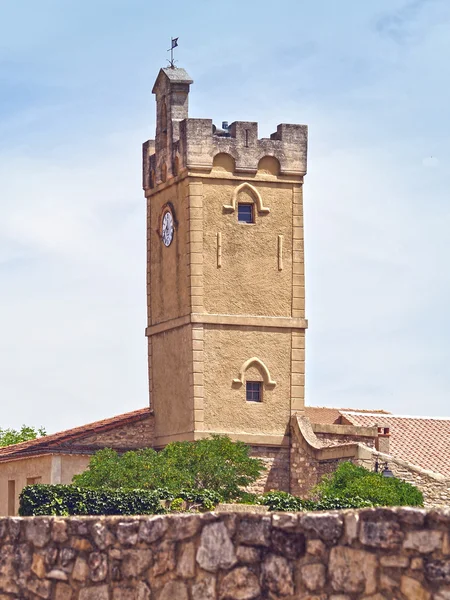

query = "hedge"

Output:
[[256, 491, 374, 512], [19, 485, 222, 516]]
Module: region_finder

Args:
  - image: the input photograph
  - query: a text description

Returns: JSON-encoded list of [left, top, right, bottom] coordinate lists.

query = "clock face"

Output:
[[162, 210, 174, 247]]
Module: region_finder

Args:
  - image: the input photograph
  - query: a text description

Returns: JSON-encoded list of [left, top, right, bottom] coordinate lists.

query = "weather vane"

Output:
[[167, 37, 179, 68]]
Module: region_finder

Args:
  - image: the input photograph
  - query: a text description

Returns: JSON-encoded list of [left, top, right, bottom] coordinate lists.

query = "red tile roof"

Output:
[[0, 408, 152, 461], [340, 412, 450, 477], [305, 406, 391, 425]]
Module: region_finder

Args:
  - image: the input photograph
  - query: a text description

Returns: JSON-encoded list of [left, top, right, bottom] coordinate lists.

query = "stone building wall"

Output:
[[290, 416, 450, 507], [315, 432, 376, 449], [0, 508, 450, 599], [69, 416, 155, 451], [248, 446, 290, 494]]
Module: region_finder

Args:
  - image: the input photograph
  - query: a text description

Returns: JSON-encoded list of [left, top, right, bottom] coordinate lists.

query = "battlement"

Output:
[[143, 67, 307, 191]]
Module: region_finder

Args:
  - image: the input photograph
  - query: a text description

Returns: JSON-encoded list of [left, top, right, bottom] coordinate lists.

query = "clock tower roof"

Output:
[[152, 67, 193, 93]]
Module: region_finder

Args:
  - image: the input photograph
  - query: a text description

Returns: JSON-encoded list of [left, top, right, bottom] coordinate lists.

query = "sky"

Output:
[[1, 0, 450, 433]]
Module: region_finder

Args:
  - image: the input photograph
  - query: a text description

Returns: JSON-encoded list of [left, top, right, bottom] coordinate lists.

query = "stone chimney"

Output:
[[376, 427, 390, 454]]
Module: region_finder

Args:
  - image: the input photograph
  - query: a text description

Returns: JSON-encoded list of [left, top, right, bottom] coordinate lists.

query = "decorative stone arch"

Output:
[[257, 155, 281, 175], [233, 357, 276, 387], [223, 182, 270, 214], [212, 152, 236, 173]]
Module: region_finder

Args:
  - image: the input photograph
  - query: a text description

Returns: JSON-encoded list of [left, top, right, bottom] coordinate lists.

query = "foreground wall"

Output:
[[0, 508, 450, 599]]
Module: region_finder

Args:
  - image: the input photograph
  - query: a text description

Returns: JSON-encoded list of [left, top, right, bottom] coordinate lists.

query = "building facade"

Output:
[[1, 66, 449, 515], [143, 67, 308, 461]]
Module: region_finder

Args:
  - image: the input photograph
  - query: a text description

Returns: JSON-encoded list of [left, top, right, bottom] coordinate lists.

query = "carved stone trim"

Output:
[[232, 357, 276, 387], [223, 182, 270, 214]]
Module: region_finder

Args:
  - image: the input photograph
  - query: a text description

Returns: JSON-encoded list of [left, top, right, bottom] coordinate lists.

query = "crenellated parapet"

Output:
[[143, 67, 307, 192]]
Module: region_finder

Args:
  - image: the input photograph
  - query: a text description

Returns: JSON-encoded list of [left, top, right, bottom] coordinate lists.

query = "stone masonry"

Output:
[[1, 508, 450, 599]]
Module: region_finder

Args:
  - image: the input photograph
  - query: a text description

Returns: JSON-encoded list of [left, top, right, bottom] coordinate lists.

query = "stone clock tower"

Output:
[[143, 67, 308, 481]]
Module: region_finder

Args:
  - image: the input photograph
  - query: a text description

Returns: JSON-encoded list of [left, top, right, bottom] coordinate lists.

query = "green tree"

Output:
[[72, 435, 265, 501], [0, 425, 46, 447], [313, 461, 424, 507]]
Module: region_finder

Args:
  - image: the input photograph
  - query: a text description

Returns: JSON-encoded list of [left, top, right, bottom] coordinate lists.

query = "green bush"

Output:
[[72, 435, 265, 501], [256, 490, 372, 512], [313, 462, 424, 507], [0, 425, 46, 447], [257, 491, 313, 512], [19, 485, 222, 517]]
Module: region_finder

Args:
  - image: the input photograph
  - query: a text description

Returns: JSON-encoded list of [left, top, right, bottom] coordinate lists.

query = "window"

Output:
[[238, 203, 254, 223], [8, 480, 15, 516], [246, 381, 262, 402], [26, 477, 42, 486]]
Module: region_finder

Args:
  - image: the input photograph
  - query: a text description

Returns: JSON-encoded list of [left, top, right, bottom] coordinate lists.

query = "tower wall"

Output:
[[144, 68, 308, 464]]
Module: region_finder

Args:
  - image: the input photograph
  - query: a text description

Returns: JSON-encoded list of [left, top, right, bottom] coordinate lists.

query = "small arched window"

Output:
[[246, 381, 262, 402]]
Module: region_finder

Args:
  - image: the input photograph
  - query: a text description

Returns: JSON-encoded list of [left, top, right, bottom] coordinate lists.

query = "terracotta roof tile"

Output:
[[340, 412, 450, 477], [0, 408, 152, 461]]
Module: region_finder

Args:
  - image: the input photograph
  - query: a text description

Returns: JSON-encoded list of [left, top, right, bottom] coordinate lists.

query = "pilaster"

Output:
[[191, 324, 205, 430], [291, 331, 305, 413], [188, 180, 204, 313], [292, 185, 305, 319]]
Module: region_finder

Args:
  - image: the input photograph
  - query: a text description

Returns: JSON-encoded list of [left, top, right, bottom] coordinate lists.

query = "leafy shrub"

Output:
[[257, 491, 312, 512], [313, 495, 373, 510], [19, 485, 222, 517], [313, 462, 424, 507], [255, 490, 372, 512], [169, 498, 185, 512], [236, 492, 260, 505], [0, 425, 46, 447], [72, 435, 265, 501]]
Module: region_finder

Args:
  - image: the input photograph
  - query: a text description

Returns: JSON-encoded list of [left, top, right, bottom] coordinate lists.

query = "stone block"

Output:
[[160, 580, 189, 600], [177, 542, 196, 578], [116, 522, 139, 546], [121, 549, 153, 577], [271, 528, 305, 559], [359, 519, 403, 549], [191, 575, 216, 600], [403, 530, 443, 553], [220, 566, 261, 600], [54, 582, 73, 600], [401, 575, 431, 600], [237, 516, 271, 547], [197, 522, 237, 572], [261, 554, 294, 596], [88, 552, 108, 582], [425, 559, 450, 583], [139, 515, 168, 543], [380, 554, 409, 568], [72, 557, 89, 582], [306, 539, 327, 558], [236, 546, 260, 564], [301, 563, 326, 591], [329, 546, 377, 595], [300, 513, 343, 542], [26, 519, 51, 548], [79, 585, 110, 600]]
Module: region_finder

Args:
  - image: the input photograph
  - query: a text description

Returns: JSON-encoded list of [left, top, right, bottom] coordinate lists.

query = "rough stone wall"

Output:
[[315, 432, 376, 449], [1, 508, 450, 599], [69, 417, 155, 451], [248, 446, 290, 494], [290, 423, 328, 497], [291, 416, 450, 507]]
